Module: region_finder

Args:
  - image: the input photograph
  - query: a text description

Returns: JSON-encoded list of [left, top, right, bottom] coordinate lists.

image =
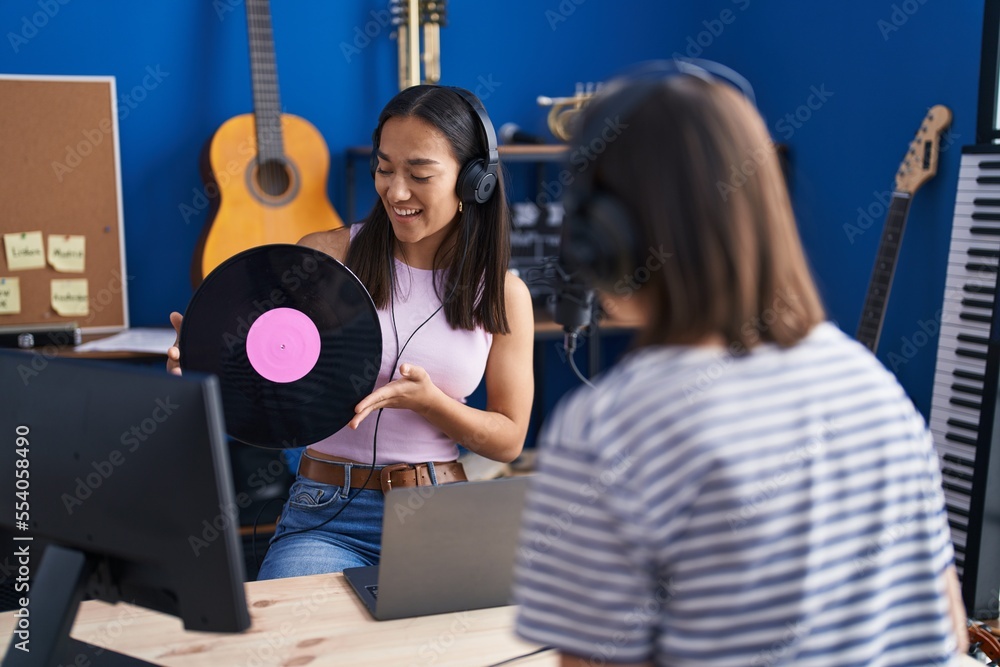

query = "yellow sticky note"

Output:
[[0, 278, 21, 315], [4, 231, 46, 270], [47, 235, 86, 273], [51, 279, 89, 316]]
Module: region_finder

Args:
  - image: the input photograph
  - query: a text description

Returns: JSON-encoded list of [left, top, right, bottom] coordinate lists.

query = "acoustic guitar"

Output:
[[191, 0, 343, 285], [855, 104, 952, 352]]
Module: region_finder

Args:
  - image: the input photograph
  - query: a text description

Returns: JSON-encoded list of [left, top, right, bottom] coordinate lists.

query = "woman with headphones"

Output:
[[167, 85, 534, 579], [512, 63, 967, 665]]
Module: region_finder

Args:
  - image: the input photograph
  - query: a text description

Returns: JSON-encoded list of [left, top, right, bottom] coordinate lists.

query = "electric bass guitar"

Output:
[[191, 0, 343, 285], [855, 104, 952, 352]]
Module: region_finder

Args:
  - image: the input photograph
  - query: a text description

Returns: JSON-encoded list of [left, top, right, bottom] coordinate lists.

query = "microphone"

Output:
[[499, 122, 545, 145], [548, 262, 594, 346], [545, 256, 596, 387]]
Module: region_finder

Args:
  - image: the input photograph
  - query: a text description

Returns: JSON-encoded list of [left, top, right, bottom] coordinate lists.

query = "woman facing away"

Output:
[[512, 62, 969, 666], [168, 85, 534, 580]]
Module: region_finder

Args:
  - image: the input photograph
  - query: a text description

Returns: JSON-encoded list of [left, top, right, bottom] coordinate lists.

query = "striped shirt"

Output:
[[513, 323, 957, 666]]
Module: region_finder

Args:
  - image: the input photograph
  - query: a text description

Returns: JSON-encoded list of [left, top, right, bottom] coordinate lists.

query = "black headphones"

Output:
[[561, 59, 756, 285], [370, 85, 499, 205]]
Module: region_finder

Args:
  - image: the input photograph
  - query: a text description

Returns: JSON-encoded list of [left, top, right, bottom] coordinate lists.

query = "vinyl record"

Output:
[[179, 244, 382, 449]]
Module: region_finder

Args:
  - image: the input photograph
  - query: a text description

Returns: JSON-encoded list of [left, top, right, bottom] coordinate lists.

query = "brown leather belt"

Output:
[[298, 452, 467, 494]]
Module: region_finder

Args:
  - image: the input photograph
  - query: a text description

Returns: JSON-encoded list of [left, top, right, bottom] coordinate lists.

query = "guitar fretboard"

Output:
[[246, 0, 284, 163], [855, 192, 912, 352]]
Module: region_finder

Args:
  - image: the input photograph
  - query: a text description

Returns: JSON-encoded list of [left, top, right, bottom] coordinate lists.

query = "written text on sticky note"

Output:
[[4, 231, 46, 271], [0, 278, 21, 315], [48, 235, 86, 273], [51, 279, 89, 316]]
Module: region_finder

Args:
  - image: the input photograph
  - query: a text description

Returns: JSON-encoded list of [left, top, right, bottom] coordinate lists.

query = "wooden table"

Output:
[[0, 573, 554, 666]]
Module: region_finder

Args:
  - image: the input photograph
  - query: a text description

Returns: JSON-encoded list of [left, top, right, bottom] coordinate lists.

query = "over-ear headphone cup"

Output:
[[474, 172, 497, 203], [457, 159, 496, 204], [565, 192, 639, 284]]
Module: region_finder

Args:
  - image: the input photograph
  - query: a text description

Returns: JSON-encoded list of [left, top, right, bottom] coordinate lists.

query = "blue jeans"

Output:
[[256, 475, 385, 580]]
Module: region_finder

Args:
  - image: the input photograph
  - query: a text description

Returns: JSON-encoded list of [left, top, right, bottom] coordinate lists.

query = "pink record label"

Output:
[[245, 308, 321, 383]]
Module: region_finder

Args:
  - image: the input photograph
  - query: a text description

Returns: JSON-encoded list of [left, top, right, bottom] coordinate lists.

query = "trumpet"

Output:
[[537, 82, 601, 142]]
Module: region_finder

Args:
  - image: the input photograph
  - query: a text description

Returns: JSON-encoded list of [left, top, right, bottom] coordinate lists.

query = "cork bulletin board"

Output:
[[0, 75, 128, 333]]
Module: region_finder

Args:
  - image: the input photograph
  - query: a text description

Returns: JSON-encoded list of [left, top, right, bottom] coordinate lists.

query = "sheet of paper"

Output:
[[4, 231, 46, 270], [47, 234, 86, 272], [0, 278, 21, 314], [50, 278, 89, 316], [74, 327, 176, 354]]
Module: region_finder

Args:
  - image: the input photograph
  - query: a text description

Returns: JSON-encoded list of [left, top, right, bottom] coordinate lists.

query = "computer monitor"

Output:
[[0, 350, 250, 665]]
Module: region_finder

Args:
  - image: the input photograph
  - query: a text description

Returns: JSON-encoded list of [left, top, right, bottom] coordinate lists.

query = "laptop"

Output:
[[343, 475, 530, 620]]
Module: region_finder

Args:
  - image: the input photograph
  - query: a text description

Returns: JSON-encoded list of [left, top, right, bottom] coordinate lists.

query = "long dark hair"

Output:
[[346, 85, 511, 335]]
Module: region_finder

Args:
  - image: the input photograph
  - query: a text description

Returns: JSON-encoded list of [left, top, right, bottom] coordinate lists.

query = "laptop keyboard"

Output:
[[365, 584, 379, 599]]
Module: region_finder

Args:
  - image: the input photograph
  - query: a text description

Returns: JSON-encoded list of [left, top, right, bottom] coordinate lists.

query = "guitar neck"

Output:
[[856, 192, 913, 352], [246, 0, 284, 162]]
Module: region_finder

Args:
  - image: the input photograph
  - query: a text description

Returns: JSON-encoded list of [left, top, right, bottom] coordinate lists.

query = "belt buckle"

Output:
[[379, 463, 412, 494]]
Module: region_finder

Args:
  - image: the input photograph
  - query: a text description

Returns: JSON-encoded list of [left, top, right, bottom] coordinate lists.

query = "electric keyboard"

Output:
[[928, 145, 1000, 619]]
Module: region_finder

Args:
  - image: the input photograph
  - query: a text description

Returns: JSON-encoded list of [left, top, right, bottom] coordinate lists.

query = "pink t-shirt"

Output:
[[308, 224, 493, 464]]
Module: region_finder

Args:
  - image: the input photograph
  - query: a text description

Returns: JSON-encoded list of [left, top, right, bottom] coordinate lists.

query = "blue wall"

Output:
[[683, 1, 984, 419], [0, 0, 988, 422]]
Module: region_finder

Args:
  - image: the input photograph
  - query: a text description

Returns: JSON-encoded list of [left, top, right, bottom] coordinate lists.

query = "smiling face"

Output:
[[374, 115, 463, 266]]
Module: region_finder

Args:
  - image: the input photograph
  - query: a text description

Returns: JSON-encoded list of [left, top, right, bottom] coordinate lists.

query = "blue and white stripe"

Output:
[[513, 323, 956, 666]]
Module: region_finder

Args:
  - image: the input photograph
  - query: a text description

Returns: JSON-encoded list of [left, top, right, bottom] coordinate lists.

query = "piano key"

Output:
[[929, 151, 1000, 612]]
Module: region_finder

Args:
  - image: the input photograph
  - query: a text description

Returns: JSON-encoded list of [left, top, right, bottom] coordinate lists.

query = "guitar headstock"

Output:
[[895, 104, 953, 194]]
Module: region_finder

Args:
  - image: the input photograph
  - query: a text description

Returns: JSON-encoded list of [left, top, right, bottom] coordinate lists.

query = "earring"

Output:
[[458, 201, 463, 213]]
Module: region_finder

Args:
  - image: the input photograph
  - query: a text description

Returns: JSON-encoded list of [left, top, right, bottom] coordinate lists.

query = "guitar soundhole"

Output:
[[257, 159, 291, 197]]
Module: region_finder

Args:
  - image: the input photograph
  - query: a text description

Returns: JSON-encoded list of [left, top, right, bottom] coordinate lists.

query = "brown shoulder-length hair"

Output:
[[346, 85, 511, 334], [579, 75, 825, 350]]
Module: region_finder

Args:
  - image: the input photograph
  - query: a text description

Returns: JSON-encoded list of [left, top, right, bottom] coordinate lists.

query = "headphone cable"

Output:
[[266, 220, 470, 547]]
